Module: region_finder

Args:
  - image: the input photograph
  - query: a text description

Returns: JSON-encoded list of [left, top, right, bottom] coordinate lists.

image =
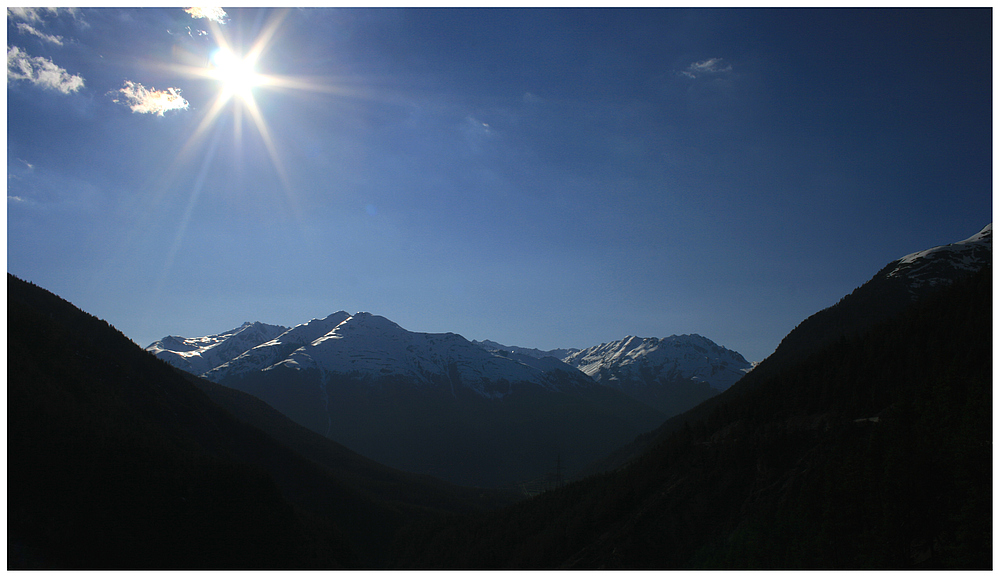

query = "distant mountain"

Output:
[[562, 334, 752, 416], [475, 334, 751, 418], [203, 312, 351, 383], [585, 223, 993, 476], [473, 339, 580, 361], [147, 320, 288, 376], [398, 247, 992, 569], [8, 274, 516, 569], [150, 312, 665, 488]]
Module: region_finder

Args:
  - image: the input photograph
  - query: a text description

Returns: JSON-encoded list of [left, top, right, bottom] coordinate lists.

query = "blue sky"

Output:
[[7, 8, 992, 362]]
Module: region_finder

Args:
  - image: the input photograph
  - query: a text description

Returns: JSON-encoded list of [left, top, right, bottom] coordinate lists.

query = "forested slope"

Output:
[[7, 274, 512, 569], [397, 267, 991, 569]]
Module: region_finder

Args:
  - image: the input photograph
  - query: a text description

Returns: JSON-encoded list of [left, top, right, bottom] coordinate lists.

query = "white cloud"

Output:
[[681, 57, 732, 78], [7, 8, 54, 23], [184, 7, 227, 24], [113, 80, 189, 116], [7, 45, 84, 93], [7, 7, 81, 24], [15, 22, 64, 45]]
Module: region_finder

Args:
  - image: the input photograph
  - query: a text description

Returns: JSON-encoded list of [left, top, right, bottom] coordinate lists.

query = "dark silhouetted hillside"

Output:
[[585, 225, 991, 475], [7, 274, 513, 569], [397, 266, 991, 569]]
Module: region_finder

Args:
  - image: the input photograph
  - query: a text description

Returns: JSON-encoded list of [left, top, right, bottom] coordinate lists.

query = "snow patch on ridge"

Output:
[[146, 321, 288, 376], [204, 312, 349, 381], [886, 223, 991, 293], [148, 313, 751, 402], [288, 312, 554, 398], [564, 334, 751, 392]]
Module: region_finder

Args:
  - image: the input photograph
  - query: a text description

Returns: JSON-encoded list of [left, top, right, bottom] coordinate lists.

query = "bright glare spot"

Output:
[[211, 48, 261, 102]]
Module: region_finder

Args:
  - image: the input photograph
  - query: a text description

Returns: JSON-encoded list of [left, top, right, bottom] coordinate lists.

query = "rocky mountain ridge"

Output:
[[150, 315, 750, 404]]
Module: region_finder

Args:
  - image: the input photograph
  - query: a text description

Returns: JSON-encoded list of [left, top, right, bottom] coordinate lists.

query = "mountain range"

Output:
[[149, 319, 752, 404], [7, 274, 518, 568], [145, 225, 991, 489], [147, 307, 751, 487], [401, 247, 992, 569], [9, 223, 991, 568]]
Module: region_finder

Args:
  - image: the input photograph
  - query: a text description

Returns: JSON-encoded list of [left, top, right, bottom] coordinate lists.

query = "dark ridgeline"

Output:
[[397, 264, 991, 569], [7, 274, 515, 569], [7, 223, 992, 569], [584, 224, 992, 476]]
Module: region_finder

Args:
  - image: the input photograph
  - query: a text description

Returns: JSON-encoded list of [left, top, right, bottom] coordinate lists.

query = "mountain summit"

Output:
[[275, 312, 566, 398], [203, 311, 351, 383], [886, 223, 991, 293], [564, 334, 751, 391], [562, 334, 752, 416], [146, 321, 288, 376], [160, 312, 592, 399], [475, 334, 752, 417], [757, 222, 992, 374]]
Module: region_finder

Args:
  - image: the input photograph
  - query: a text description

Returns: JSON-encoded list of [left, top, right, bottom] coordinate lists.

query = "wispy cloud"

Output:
[[112, 80, 189, 116], [7, 7, 82, 24], [680, 57, 733, 79], [523, 91, 543, 104], [7, 7, 56, 23], [7, 159, 32, 203], [7, 46, 84, 93], [15, 22, 65, 45], [184, 7, 228, 24]]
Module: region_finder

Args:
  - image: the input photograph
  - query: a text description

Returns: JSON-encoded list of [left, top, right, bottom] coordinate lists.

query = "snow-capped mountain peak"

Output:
[[886, 223, 991, 291], [281, 312, 558, 398], [310, 312, 405, 347], [155, 311, 575, 398], [563, 333, 752, 393], [149, 312, 753, 411], [146, 321, 288, 376], [284, 311, 353, 344], [202, 311, 351, 382]]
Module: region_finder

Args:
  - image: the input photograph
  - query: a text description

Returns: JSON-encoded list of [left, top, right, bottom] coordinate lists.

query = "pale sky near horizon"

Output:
[[7, 7, 992, 362]]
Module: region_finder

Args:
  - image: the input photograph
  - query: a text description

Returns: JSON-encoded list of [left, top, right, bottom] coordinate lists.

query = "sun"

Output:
[[165, 8, 362, 214], [210, 47, 263, 103]]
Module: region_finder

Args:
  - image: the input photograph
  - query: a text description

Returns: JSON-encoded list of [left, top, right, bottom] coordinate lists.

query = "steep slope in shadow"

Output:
[[398, 266, 991, 569], [7, 274, 513, 569], [584, 225, 991, 476]]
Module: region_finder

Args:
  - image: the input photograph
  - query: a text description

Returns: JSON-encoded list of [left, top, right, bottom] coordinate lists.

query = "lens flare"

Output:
[[210, 47, 262, 103], [151, 8, 379, 225]]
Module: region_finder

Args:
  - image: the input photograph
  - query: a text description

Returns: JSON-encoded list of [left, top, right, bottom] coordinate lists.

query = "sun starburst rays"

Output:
[[136, 7, 393, 272], [163, 10, 305, 216], [210, 47, 262, 103]]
